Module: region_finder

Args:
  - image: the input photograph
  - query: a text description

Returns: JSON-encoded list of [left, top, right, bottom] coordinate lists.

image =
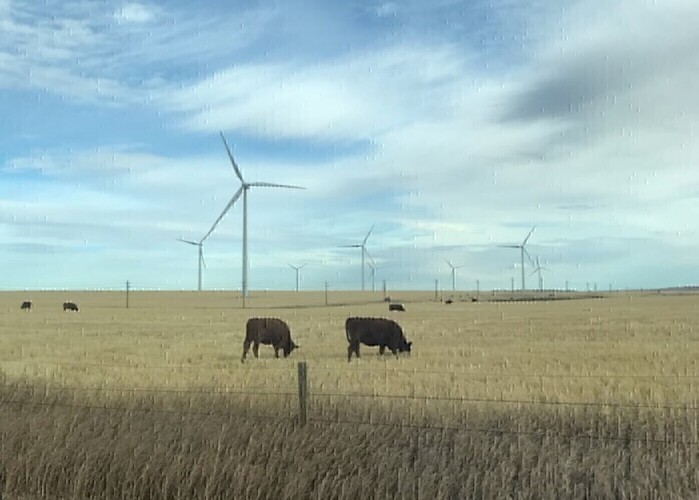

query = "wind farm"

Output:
[[2, 1, 697, 497]]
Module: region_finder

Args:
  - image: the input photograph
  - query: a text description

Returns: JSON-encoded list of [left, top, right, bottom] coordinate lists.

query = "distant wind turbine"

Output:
[[288, 263, 306, 292], [203, 132, 305, 298], [366, 249, 378, 292], [444, 259, 464, 291], [178, 237, 205, 291], [499, 226, 536, 291], [530, 256, 550, 291], [339, 225, 374, 291]]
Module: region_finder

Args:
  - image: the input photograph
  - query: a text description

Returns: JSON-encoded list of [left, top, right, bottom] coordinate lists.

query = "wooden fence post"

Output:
[[297, 361, 308, 426], [0, 463, 5, 500]]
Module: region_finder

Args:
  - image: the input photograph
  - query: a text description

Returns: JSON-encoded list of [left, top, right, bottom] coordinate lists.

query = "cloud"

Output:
[[166, 43, 472, 141], [115, 3, 157, 23]]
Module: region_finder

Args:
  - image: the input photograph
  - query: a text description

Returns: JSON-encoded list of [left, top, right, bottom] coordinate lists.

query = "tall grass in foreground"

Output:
[[1, 381, 698, 499]]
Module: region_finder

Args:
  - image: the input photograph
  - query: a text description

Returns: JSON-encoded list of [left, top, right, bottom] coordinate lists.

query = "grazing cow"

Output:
[[242, 318, 299, 362], [388, 303, 405, 312], [383, 297, 391, 303], [21, 301, 32, 311], [63, 302, 79, 312], [345, 317, 412, 362], [444, 299, 453, 305]]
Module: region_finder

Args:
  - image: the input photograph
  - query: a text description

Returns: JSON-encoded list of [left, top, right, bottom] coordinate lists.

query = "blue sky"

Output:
[[1, 0, 699, 291]]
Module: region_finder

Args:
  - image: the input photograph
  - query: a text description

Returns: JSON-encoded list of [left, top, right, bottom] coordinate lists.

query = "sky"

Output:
[[1, 0, 698, 292]]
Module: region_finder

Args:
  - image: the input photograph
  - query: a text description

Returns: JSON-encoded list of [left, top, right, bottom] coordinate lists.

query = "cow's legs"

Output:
[[274, 347, 280, 358], [348, 341, 360, 362], [379, 345, 386, 355], [241, 340, 252, 362], [252, 342, 260, 358]]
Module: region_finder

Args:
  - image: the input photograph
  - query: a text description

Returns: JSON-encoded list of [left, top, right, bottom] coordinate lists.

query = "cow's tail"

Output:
[[345, 317, 351, 343]]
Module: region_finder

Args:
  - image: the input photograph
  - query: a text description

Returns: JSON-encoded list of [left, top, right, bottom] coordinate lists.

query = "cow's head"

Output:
[[283, 340, 300, 357], [399, 340, 412, 354]]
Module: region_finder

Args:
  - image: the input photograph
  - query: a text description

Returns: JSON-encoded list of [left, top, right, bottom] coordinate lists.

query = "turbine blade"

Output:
[[365, 248, 376, 267], [202, 186, 243, 241], [220, 131, 244, 183], [522, 225, 536, 246], [178, 238, 198, 246], [248, 181, 305, 189], [444, 259, 453, 269], [339, 244, 362, 248], [522, 247, 535, 266], [363, 225, 374, 245], [499, 245, 521, 249], [200, 252, 206, 269]]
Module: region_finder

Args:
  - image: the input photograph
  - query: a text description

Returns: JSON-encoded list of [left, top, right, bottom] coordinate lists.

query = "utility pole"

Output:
[[126, 280, 130, 309]]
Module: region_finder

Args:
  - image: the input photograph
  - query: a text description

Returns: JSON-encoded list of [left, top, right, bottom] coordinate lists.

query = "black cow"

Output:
[[345, 317, 412, 362], [21, 301, 32, 311], [444, 299, 453, 305], [242, 318, 299, 362], [383, 296, 391, 303], [63, 302, 79, 312], [388, 303, 405, 312]]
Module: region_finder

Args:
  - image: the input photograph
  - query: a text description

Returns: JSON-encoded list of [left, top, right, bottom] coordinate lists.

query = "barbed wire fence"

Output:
[[2, 361, 699, 450]]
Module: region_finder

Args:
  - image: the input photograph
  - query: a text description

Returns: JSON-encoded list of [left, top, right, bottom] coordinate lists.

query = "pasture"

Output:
[[1, 290, 698, 498]]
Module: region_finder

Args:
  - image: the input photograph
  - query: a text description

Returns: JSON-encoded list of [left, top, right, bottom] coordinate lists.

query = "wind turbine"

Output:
[[530, 256, 550, 291], [178, 237, 205, 291], [444, 259, 464, 291], [499, 226, 536, 291], [365, 249, 378, 292], [203, 132, 305, 298], [339, 225, 374, 291], [288, 264, 306, 292]]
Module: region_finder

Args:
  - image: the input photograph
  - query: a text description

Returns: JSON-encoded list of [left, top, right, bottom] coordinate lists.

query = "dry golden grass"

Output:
[[1, 290, 699, 498]]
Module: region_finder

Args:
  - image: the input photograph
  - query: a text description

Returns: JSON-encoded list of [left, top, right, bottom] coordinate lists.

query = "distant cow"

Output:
[[345, 317, 412, 362], [388, 303, 405, 312], [444, 299, 453, 305], [383, 297, 391, 303], [242, 318, 299, 362], [63, 302, 79, 312], [20, 301, 32, 311]]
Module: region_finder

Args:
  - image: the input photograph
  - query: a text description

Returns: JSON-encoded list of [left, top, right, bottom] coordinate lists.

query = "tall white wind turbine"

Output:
[[178, 237, 205, 291], [339, 225, 374, 291], [203, 132, 305, 298], [444, 259, 464, 291], [499, 226, 536, 291]]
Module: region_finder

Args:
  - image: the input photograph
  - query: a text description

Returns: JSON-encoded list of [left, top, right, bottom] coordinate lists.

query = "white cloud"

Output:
[[166, 43, 472, 140], [115, 3, 157, 23]]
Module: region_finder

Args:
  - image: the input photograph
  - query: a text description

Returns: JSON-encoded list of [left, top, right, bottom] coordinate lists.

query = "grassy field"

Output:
[[1, 290, 698, 498]]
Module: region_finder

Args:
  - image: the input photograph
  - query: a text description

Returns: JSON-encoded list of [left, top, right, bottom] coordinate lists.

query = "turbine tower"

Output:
[[444, 259, 464, 291], [499, 226, 536, 291], [203, 132, 305, 298], [288, 264, 306, 292], [339, 225, 374, 291], [178, 237, 205, 291]]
